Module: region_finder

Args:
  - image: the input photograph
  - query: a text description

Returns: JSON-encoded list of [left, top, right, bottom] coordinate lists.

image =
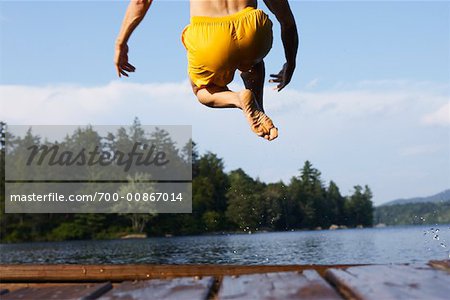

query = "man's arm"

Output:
[[115, 0, 153, 77], [263, 0, 298, 91]]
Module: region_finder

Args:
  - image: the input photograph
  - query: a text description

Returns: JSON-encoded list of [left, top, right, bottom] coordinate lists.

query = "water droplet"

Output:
[[436, 229, 440, 233], [434, 235, 440, 240], [440, 243, 446, 248]]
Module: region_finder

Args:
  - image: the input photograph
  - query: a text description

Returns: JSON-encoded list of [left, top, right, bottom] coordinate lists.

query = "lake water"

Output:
[[1, 225, 449, 265]]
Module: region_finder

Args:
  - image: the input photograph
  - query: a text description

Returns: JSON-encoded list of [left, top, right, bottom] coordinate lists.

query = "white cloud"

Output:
[[264, 81, 448, 125], [1, 80, 447, 126], [421, 103, 450, 126], [1, 79, 449, 205], [0, 81, 195, 125]]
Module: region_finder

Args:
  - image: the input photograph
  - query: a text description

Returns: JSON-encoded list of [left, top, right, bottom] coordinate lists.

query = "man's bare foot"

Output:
[[239, 89, 278, 141]]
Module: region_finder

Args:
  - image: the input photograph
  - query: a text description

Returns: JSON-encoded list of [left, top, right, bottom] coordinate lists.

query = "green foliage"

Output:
[[346, 185, 374, 227], [327, 181, 346, 225], [226, 169, 265, 231], [261, 182, 286, 230], [0, 120, 376, 243], [51, 222, 88, 241], [187, 152, 230, 233], [202, 211, 222, 232], [374, 202, 450, 225], [117, 173, 156, 233]]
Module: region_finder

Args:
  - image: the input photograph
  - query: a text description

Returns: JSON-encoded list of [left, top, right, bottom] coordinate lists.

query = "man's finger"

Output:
[[278, 83, 286, 92], [122, 65, 135, 72], [120, 70, 129, 77], [125, 63, 136, 71]]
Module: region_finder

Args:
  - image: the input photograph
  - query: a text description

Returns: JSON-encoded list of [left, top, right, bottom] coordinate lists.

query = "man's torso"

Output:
[[190, 0, 258, 17]]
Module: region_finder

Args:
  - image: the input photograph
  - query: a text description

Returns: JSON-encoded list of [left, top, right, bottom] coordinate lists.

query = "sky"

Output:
[[0, 1, 449, 205]]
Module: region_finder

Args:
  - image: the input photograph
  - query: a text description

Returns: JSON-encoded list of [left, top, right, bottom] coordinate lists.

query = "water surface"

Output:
[[1, 225, 449, 265]]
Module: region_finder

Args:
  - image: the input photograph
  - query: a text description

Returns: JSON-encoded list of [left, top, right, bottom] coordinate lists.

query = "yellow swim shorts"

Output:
[[181, 7, 273, 88]]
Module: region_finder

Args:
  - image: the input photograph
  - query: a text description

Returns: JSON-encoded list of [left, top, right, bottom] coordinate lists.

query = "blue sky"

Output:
[[1, 1, 448, 86], [1, 1, 449, 205]]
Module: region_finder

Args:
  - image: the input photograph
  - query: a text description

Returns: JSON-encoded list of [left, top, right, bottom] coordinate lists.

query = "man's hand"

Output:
[[269, 63, 295, 91], [114, 43, 136, 78]]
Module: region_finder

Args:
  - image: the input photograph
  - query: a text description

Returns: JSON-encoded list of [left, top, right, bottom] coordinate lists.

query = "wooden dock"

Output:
[[0, 260, 449, 299]]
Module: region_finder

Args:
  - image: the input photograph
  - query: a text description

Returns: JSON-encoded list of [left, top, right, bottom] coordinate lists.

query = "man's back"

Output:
[[190, 0, 257, 17]]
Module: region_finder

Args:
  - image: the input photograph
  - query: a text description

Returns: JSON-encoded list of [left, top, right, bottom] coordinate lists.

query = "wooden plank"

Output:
[[0, 282, 112, 300], [429, 260, 450, 273], [325, 264, 450, 300], [98, 276, 214, 300], [218, 270, 343, 300], [0, 264, 356, 283], [0, 283, 91, 293], [0, 283, 121, 293]]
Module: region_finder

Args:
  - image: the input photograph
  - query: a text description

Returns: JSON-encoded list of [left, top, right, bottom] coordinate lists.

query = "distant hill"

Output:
[[374, 201, 450, 225], [379, 189, 450, 207], [374, 189, 450, 225]]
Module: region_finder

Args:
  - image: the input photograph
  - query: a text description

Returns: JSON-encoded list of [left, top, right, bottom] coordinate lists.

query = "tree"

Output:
[[327, 181, 346, 225], [116, 173, 156, 233], [346, 185, 374, 227], [1, 123, 378, 243], [196, 152, 229, 212], [290, 161, 329, 228], [226, 169, 264, 231], [262, 182, 286, 230]]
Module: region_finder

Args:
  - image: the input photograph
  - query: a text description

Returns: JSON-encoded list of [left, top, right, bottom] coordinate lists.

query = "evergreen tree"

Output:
[[327, 181, 346, 225], [1, 120, 379, 242], [262, 182, 286, 230], [297, 161, 328, 228], [226, 169, 264, 231], [196, 152, 229, 212], [346, 185, 374, 227]]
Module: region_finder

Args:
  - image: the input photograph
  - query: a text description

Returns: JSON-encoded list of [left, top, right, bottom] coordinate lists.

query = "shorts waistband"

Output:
[[191, 7, 259, 24]]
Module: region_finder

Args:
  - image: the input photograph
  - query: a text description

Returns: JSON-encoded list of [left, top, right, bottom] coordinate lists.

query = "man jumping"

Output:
[[115, 0, 298, 141]]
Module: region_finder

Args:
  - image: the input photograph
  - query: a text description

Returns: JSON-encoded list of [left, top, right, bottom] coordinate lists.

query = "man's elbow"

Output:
[[134, 0, 152, 9], [135, 0, 151, 5]]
